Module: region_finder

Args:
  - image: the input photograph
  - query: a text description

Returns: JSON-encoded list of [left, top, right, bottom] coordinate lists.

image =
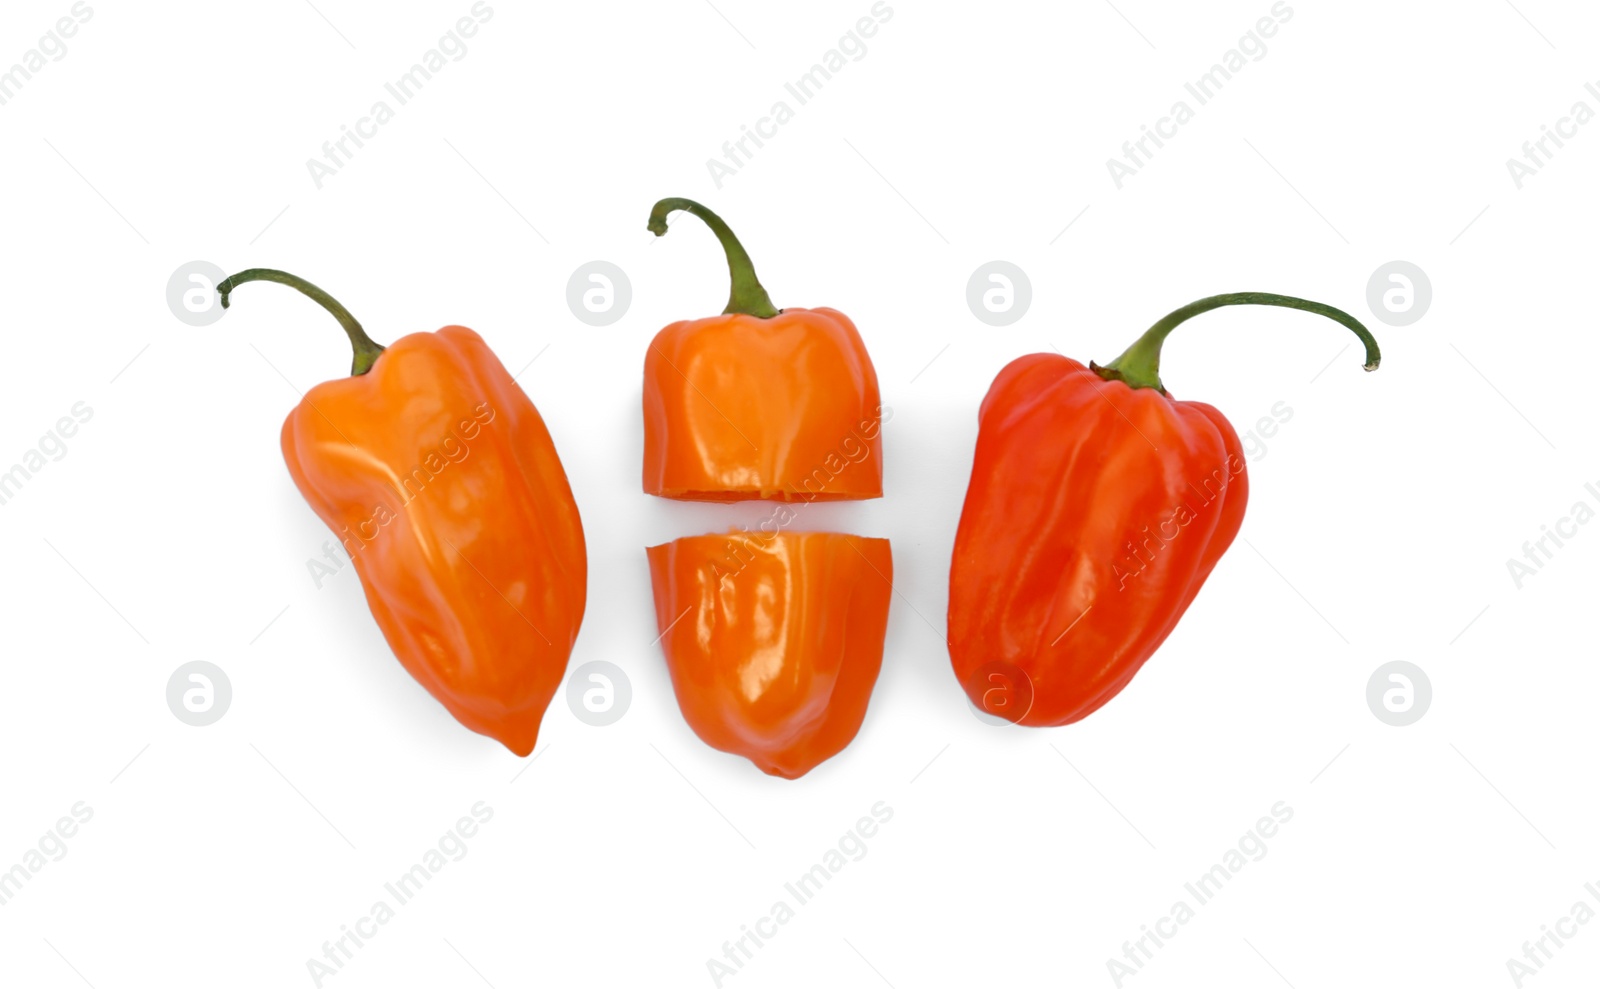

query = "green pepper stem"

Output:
[[1094, 292, 1381, 394], [647, 197, 779, 318], [217, 268, 386, 376]]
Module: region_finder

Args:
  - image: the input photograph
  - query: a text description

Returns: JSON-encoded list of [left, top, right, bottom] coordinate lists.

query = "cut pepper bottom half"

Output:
[[646, 531, 893, 779]]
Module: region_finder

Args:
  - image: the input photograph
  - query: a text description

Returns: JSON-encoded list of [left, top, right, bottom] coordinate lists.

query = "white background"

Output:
[[0, 0, 1596, 986]]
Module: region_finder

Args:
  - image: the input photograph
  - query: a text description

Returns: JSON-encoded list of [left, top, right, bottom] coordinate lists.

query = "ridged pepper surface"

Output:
[[221, 269, 586, 756], [949, 294, 1380, 726]]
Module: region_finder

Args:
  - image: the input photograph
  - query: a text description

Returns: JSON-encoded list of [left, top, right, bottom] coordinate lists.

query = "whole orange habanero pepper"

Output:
[[949, 293, 1380, 727], [642, 199, 892, 778], [220, 269, 586, 756]]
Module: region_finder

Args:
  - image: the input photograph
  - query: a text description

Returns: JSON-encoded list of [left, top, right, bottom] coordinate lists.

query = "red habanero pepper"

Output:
[[948, 293, 1380, 727]]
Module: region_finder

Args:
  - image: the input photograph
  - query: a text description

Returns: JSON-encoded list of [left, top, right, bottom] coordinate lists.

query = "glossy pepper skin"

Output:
[[949, 294, 1381, 727], [647, 532, 893, 778], [219, 269, 586, 756], [642, 198, 883, 501]]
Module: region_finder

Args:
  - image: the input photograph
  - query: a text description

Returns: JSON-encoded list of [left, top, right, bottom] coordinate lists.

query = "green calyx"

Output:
[[647, 197, 779, 318], [217, 269, 387, 377], [1093, 292, 1381, 395]]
